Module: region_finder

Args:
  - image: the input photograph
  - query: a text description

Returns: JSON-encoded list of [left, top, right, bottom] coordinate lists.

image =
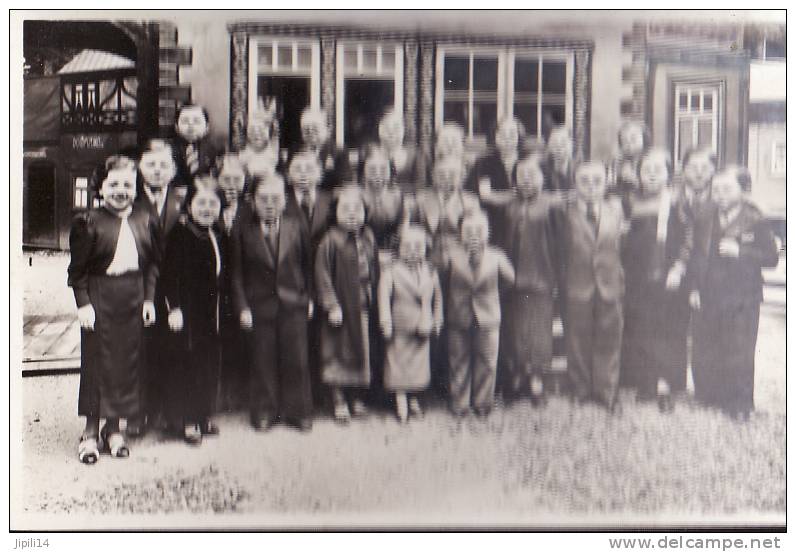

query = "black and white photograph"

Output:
[[8, 8, 787, 534]]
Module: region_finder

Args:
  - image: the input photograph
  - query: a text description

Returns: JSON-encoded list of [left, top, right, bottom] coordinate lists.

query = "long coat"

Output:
[[692, 201, 779, 414], [315, 226, 377, 387], [160, 221, 222, 421], [378, 261, 443, 391], [67, 204, 161, 419]]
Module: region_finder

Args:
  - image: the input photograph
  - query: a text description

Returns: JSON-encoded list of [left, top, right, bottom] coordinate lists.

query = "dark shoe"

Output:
[[657, 393, 674, 414], [473, 407, 492, 418], [201, 418, 220, 436], [251, 414, 277, 431], [126, 418, 144, 438], [609, 400, 623, 416], [530, 393, 547, 407], [184, 424, 202, 446], [285, 417, 313, 432]]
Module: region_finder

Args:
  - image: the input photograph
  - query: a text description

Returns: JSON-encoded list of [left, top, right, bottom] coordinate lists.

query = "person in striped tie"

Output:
[[173, 103, 218, 188]]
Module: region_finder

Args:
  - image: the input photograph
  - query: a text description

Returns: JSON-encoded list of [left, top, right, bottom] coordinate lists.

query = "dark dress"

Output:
[[466, 151, 517, 252], [691, 201, 779, 415], [620, 194, 692, 397], [67, 205, 160, 419], [161, 221, 222, 424]]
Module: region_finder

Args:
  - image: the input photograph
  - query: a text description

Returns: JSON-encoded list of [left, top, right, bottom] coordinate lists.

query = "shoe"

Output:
[[201, 418, 220, 436], [126, 417, 145, 438], [251, 413, 277, 431], [333, 402, 351, 424], [99, 426, 130, 458], [285, 417, 313, 432], [609, 400, 623, 416], [184, 424, 202, 446], [408, 397, 423, 418], [351, 399, 368, 417], [657, 393, 674, 414], [530, 393, 547, 407], [78, 435, 99, 465], [473, 407, 492, 418]]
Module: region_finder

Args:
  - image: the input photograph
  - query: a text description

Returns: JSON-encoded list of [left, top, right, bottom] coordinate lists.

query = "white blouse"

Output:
[[106, 209, 139, 276]]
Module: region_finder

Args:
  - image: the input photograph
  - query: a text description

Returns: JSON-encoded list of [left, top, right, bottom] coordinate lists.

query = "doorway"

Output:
[[257, 75, 310, 154], [344, 79, 395, 149], [24, 162, 57, 247]]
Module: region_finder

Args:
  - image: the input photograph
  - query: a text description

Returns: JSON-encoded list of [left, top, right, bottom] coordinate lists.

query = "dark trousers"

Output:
[[503, 290, 554, 393], [165, 336, 220, 425], [565, 293, 623, 406], [692, 301, 760, 415], [621, 288, 689, 397], [247, 309, 313, 420], [219, 310, 248, 412], [140, 295, 171, 423]]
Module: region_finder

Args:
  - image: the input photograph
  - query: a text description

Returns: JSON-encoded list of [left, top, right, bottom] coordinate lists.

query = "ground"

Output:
[[12, 251, 786, 529]]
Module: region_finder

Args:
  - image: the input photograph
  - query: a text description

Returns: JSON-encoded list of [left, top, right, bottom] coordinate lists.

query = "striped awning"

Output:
[[58, 49, 134, 75]]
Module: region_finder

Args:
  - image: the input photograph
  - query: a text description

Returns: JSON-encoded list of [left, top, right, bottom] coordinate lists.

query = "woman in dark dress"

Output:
[[68, 155, 160, 463], [161, 186, 224, 444], [620, 148, 692, 411], [691, 166, 779, 420], [466, 117, 524, 252]]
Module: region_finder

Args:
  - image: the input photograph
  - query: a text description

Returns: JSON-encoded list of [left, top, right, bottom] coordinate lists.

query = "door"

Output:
[[24, 162, 58, 247], [344, 79, 395, 149], [257, 75, 310, 153]]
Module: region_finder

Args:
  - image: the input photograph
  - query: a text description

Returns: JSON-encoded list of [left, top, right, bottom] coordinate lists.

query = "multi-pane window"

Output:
[[73, 176, 89, 209], [673, 84, 721, 166], [249, 36, 320, 151], [336, 42, 404, 147], [771, 139, 785, 176], [60, 75, 137, 131], [435, 47, 573, 141]]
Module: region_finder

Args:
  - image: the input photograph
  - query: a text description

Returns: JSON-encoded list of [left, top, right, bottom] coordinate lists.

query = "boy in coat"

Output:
[[443, 211, 515, 417], [173, 104, 218, 187], [315, 187, 377, 422], [232, 174, 314, 432], [556, 161, 626, 412], [131, 139, 185, 436], [691, 167, 779, 420]]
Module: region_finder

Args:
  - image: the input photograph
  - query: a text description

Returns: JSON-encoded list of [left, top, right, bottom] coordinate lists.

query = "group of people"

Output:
[[67, 100, 779, 465]]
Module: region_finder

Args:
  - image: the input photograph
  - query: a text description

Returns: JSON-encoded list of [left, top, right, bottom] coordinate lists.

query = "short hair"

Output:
[[715, 165, 753, 193], [575, 159, 608, 178], [493, 116, 526, 143], [176, 103, 210, 124], [681, 146, 717, 170], [617, 119, 650, 151], [637, 147, 673, 180], [460, 210, 491, 237], [94, 154, 136, 189], [250, 172, 286, 198], [184, 182, 221, 211], [140, 138, 175, 160]]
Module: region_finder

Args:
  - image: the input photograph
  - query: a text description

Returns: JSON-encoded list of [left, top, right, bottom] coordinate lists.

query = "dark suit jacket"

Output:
[[444, 245, 515, 329], [172, 135, 218, 186], [135, 183, 186, 240], [284, 188, 334, 256], [288, 143, 352, 190], [161, 221, 221, 350], [698, 201, 779, 310], [231, 215, 313, 322], [67, 204, 161, 307], [555, 199, 625, 303]]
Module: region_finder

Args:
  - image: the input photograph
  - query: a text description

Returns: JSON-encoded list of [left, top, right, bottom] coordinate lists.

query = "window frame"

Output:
[[248, 35, 321, 119], [771, 138, 786, 176], [672, 82, 723, 167], [72, 175, 90, 210], [335, 40, 404, 147], [434, 45, 574, 141]]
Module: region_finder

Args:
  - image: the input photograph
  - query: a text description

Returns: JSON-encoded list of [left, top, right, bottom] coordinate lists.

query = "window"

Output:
[[73, 176, 89, 209], [771, 139, 785, 176], [336, 42, 404, 147], [249, 36, 320, 151], [435, 46, 573, 141], [673, 83, 722, 166], [60, 74, 137, 131]]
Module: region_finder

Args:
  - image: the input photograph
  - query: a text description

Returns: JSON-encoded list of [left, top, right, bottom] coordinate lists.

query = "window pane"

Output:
[[381, 48, 396, 72], [678, 119, 694, 160], [473, 57, 498, 91], [344, 48, 357, 72], [514, 103, 538, 137], [690, 92, 701, 112], [297, 46, 312, 69], [277, 46, 293, 69], [363, 47, 378, 71], [541, 61, 567, 94], [697, 119, 713, 149], [541, 104, 566, 136], [443, 100, 467, 128], [472, 101, 497, 136], [259, 44, 273, 68], [679, 91, 688, 111], [514, 59, 539, 93], [444, 56, 469, 90], [703, 93, 713, 112]]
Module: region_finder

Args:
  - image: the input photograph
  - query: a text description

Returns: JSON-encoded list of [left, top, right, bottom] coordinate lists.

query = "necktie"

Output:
[[586, 202, 598, 233], [263, 222, 277, 255], [300, 193, 312, 222], [186, 144, 198, 174]]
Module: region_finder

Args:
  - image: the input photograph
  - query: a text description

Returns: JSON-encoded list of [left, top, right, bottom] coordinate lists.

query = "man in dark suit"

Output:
[[131, 139, 187, 435], [284, 151, 334, 408], [289, 107, 351, 190], [555, 160, 626, 413], [172, 104, 218, 187], [231, 174, 314, 431]]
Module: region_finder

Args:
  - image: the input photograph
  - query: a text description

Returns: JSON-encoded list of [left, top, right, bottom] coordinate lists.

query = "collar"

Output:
[[296, 187, 317, 204], [144, 185, 166, 202], [721, 204, 742, 226], [577, 199, 601, 216], [106, 205, 133, 219], [685, 186, 711, 205], [260, 217, 281, 232]]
